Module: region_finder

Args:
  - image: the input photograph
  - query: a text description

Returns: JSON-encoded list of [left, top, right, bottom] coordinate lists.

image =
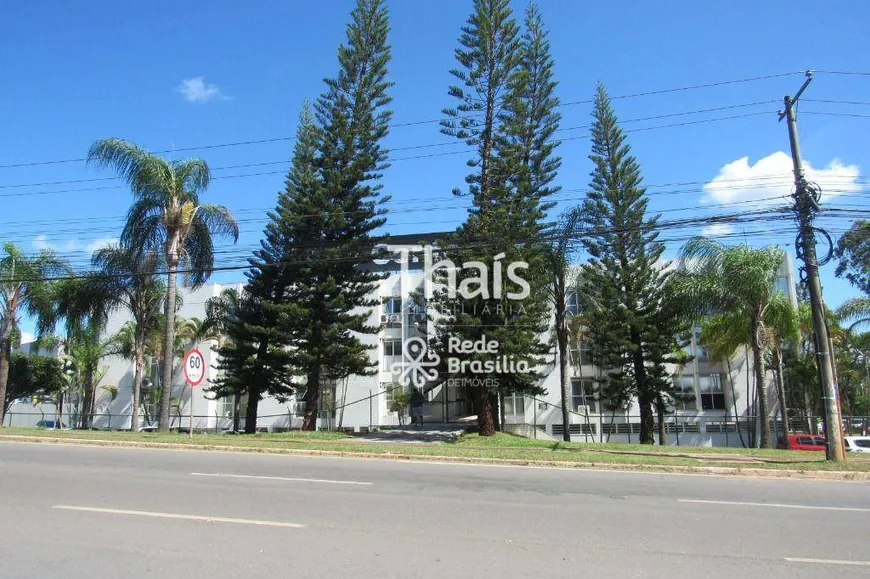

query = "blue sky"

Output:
[[1, 0, 869, 339]]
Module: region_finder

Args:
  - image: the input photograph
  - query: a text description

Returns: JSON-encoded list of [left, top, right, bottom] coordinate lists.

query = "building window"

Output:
[[693, 328, 710, 362], [699, 374, 726, 410], [383, 297, 402, 314], [673, 375, 697, 411], [216, 396, 234, 419], [565, 289, 580, 316], [569, 341, 593, 366], [571, 378, 598, 413], [503, 391, 525, 415], [383, 339, 403, 357]]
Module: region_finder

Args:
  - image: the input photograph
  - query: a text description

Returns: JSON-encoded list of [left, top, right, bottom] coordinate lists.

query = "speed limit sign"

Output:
[[183, 349, 206, 386]]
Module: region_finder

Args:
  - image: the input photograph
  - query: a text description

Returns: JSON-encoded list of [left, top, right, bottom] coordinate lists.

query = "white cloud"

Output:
[[177, 77, 230, 103], [32, 236, 118, 255], [702, 151, 861, 206], [85, 238, 119, 253], [19, 331, 35, 345], [32, 235, 78, 252], [700, 223, 734, 238]]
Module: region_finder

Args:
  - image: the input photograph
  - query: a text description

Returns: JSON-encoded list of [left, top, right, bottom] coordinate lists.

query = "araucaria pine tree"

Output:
[[276, 0, 393, 430], [431, 0, 559, 436], [577, 84, 682, 444], [216, 104, 323, 433]]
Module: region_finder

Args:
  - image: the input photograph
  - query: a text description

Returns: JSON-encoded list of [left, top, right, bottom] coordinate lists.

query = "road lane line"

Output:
[[785, 557, 870, 566], [678, 499, 870, 512], [52, 505, 304, 528], [190, 472, 372, 485]]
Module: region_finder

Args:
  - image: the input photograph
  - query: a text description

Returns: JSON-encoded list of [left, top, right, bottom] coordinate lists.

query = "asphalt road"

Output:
[[1, 442, 868, 578]]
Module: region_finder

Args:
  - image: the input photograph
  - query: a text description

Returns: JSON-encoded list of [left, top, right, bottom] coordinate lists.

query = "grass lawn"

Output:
[[2, 427, 868, 473]]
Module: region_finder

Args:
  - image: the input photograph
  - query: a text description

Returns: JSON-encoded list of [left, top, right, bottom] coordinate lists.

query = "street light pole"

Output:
[[780, 71, 845, 461]]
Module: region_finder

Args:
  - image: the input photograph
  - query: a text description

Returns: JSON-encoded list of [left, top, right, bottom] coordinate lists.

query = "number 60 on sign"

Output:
[[183, 349, 206, 386]]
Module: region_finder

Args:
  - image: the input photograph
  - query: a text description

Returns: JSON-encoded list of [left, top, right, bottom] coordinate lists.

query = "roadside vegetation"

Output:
[[2, 428, 868, 473]]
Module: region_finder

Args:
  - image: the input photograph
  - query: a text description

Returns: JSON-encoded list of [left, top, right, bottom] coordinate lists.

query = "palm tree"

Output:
[[0, 243, 67, 425], [87, 138, 239, 432], [673, 238, 788, 448], [56, 322, 118, 428], [171, 316, 220, 427], [837, 297, 870, 336], [701, 313, 751, 446], [764, 293, 799, 444], [93, 246, 165, 431], [51, 273, 124, 429], [700, 292, 798, 446], [544, 208, 582, 442]]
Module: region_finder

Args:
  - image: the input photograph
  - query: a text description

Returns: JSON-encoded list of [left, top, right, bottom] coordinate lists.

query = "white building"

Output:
[[6, 234, 799, 447]]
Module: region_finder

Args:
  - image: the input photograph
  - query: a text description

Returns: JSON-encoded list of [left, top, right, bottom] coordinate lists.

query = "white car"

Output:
[[844, 436, 870, 453]]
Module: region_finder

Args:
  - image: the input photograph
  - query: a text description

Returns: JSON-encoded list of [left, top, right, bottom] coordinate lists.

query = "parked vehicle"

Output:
[[777, 433, 826, 451], [35, 420, 67, 429], [844, 436, 870, 453]]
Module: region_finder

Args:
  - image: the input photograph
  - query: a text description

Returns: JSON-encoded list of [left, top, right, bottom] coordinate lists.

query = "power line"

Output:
[[0, 101, 781, 191], [0, 207, 824, 283], [0, 72, 806, 171], [0, 111, 783, 199], [803, 98, 870, 106], [0, 177, 814, 239], [802, 111, 870, 119], [814, 70, 870, 77]]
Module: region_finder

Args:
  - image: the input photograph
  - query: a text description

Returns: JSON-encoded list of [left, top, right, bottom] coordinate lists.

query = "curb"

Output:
[[1, 435, 868, 481]]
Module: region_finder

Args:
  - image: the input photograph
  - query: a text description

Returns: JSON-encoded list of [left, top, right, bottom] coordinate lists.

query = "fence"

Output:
[[7, 395, 869, 448], [2, 410, 307, 433]]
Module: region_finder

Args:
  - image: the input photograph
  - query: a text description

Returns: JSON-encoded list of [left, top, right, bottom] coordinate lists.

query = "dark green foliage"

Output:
[[577, 84, 684, 444], [4, 354, 66, 415], [208, 288, 294, 433], [0, 243, 68, 425], [228, 0, 394, 432], [287, 0, 392, 431], [431, 1, 560, 435], [836, 220, 870, 295]]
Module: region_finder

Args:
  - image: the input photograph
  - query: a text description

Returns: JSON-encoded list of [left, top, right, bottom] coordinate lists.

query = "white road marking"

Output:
[[190, 472, 372, 485], [52, 505, 304, 528], [785, 557, 870, 566], [679, 499, 870, 512]]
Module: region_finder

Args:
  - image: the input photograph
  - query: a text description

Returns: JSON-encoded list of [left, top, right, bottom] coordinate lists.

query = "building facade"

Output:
[[6, 236, 799, 447]]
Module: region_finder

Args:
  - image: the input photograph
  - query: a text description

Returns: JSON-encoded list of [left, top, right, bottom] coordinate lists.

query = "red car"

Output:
[[778, 433, 826, 451]]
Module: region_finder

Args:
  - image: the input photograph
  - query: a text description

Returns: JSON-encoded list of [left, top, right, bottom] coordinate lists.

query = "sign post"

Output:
[[183, 349, 206, 438]]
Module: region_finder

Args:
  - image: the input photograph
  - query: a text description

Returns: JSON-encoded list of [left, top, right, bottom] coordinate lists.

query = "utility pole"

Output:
[[779, 71, 845, 461]]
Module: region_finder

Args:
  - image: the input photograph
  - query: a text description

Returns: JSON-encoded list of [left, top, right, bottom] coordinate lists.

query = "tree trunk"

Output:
[[232, 392, 241, 432], [57, 391, 64, 429], [0, 339, 10, 426], [631, 330, 655, 445], [557, 322, 571, 442], [773, 347, 791, 447], [131, 338, 145, 432], [159, 251, 179, 433], [638, 391, 655, 444], [491, 392, 501, 432], [244, 385, 260, 434], [475, 385, 496, 436], [80, 364, 95, 429], [751, 327, 771, 447], [727, 357, 747, 448], [656, 395, 666, 445], [302, 364, 321, 431]]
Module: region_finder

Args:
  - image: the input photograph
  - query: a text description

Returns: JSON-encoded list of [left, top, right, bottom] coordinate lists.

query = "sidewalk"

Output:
[[355, 425, 467, 444]]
